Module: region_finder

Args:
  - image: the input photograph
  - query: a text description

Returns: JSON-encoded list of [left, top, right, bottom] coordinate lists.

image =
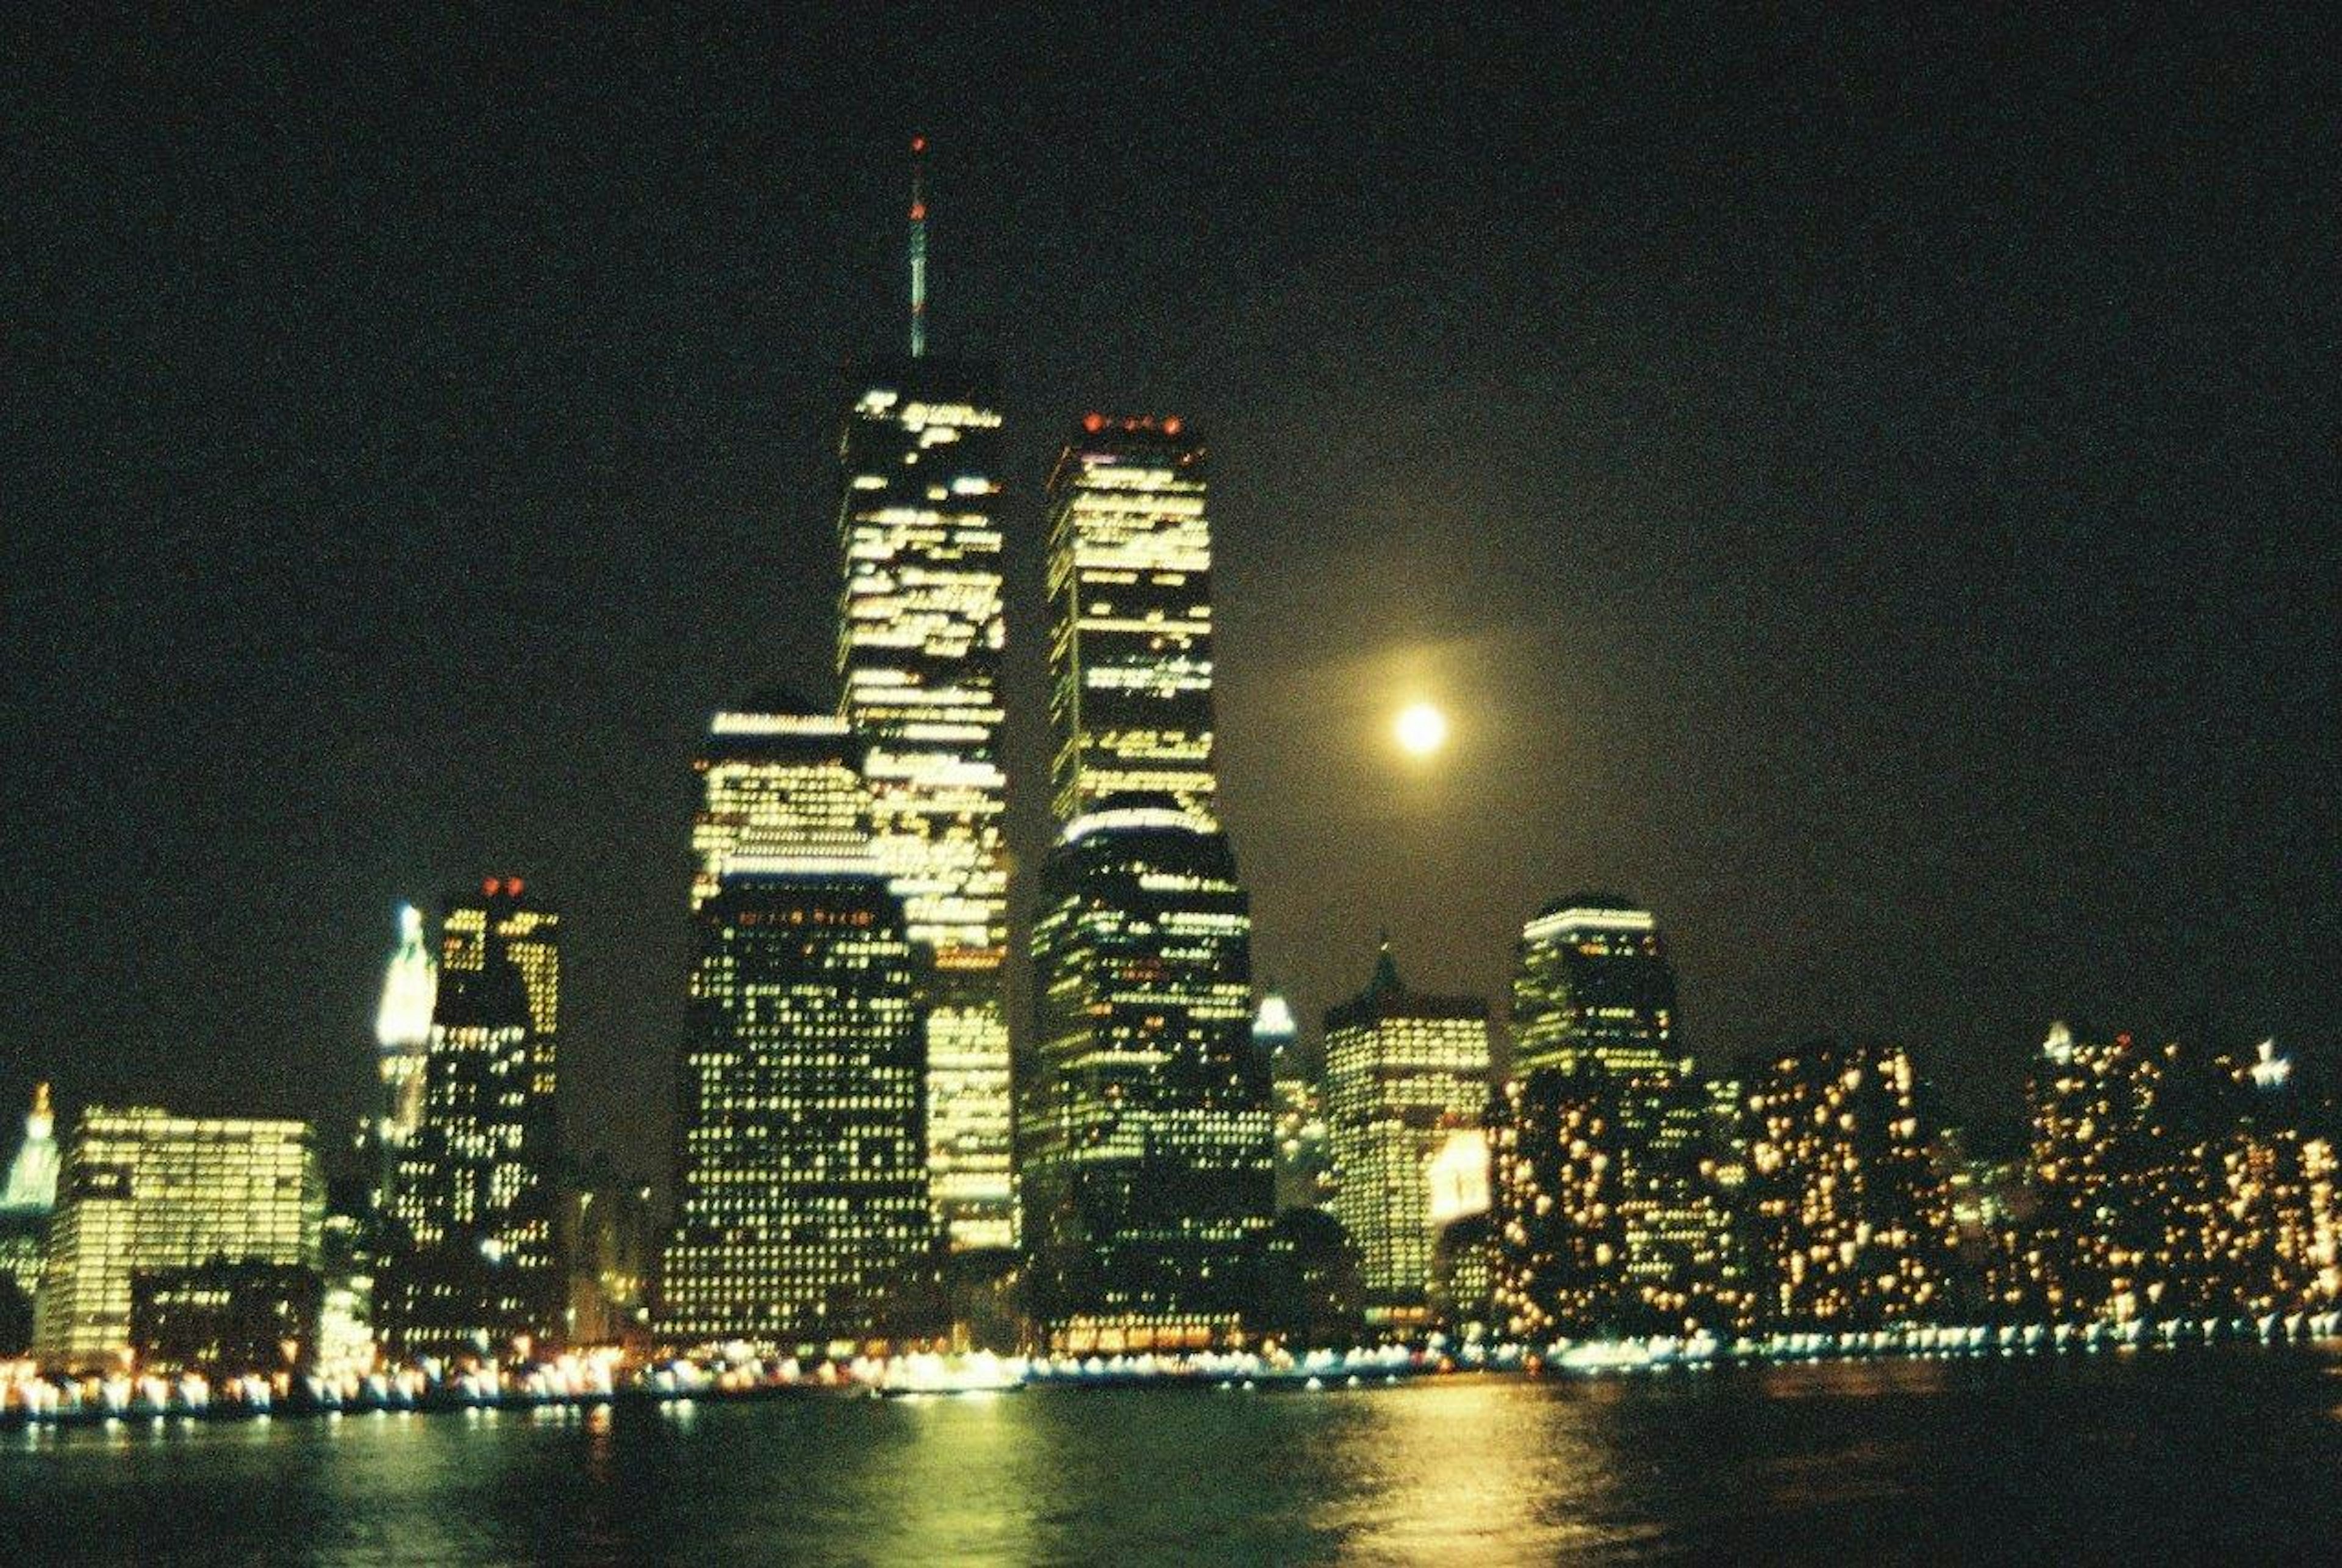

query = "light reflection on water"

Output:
[[8, 1356, 2342, 1564]]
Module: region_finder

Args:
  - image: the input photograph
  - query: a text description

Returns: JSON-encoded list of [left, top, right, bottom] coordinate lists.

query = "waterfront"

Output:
[[7, 1352, 2341, 1564]]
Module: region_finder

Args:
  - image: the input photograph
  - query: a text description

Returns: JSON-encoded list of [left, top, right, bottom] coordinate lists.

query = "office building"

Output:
[[1023, 798, 1272, 1351], [1043, 417, 1217, 825], [379, 879, 563, 1356], [659, 708, 931, 1353], [1741, 1039, 1958, 1330], [1257, 991, 1334, 1214], [32, 1108, 322, 1372], [1493, 896, 1744, 1334], [1322, 941, 1491, 1320]]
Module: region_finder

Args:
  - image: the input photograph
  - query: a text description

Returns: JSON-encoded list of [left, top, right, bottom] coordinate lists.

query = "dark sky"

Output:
[[5, 5, 2337, 1175]]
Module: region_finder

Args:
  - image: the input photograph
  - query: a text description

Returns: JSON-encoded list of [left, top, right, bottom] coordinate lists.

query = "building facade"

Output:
[[1, 1084, 61, 1350], [373, 902, 438, 1186], [1256, 991, 1334, 1214], [1741, 1039, 1959, 1330], [379, 879, 563, 1356], [1023, 799, 1272, 1351], [659, 709, 932, 1353], [1322, 942, 1491, 1322], [32, 1108, 323, 1372], [835, 359, 1014, 1256], [1493, 897, 1744, 1336], [1043, 417, 1217, 826]]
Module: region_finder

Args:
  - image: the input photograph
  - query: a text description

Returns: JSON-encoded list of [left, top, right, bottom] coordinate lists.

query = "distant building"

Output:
[[1510, 897, 1678, 1079], [2016, 1026, 2342, 1324], [32, 1108, 323, 1372], [378, 879, 564, 1357], [1255, 990, 1333, 1214], [659, 707, 932, 1354], [130, 1260, 322, 1376], [373, 903, 438, 1176], [834, 360, 1016, 1256], [2, 1081, 60, 1214], [558, 1157, 654, 1348], [1428, 1124, 1494, 1331], [1044, 416, 1217, 826], [1257, 1208, 1364, 1349], [1322, 940, 1491, 1323], [2021, 1023, 2208, 1323], [1740, 1040, 1958, 1330], [0, 1083, 60, 1352], [1023, 798, 1272, 1352], [1491, 897, 1744, 1336]]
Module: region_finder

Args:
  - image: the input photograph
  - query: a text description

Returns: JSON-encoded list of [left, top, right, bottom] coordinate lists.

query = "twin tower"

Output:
[[659, 354, 1269, 1355]]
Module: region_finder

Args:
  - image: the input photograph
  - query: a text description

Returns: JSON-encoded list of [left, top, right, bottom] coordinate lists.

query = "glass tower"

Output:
[[836, 357, 1014, 1255], [380, 878, 562, 1355], [1044, 417, 1216, 826], [1023, 798, 1272, 1352], [659, 706, 931, 1352], [31, 1108, 323, 1372]]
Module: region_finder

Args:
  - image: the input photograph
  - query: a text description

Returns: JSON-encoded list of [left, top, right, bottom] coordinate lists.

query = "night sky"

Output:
[[6, 7, 2336, 1178]]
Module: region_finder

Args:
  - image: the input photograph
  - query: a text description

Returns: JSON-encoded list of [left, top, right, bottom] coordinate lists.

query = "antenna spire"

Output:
[[908, 134, 928, 357]]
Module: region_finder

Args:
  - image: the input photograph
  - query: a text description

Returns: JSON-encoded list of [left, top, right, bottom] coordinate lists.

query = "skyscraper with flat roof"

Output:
[[1044, 416, 1217, 826], [1494, 895, 1747, 1335], [659, 702, 930, 1351], [1023, 798, 1271, 1352], [1512, 896, 1678, 1078], [32, 1107, 322, 1371], [379, 879, 562, 1355]]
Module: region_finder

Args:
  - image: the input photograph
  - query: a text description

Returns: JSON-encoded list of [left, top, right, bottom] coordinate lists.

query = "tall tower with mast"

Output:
[[834, 135, 1016, 1257]]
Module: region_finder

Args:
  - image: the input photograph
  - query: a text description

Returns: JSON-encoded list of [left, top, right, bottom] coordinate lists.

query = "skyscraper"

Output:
[[1511, 897, 1678, 1078], [379, 879, 562, 1356], [32, 1108, 323, 1372], [659, 706, 931, 1352], [2, 1081, 59, 1214], [2021, 1023, 2227, 1323], [1023, 798, 1272, 1352], [1322, 940, 1491, 1323], [373, 903, 437, 1170], [1, 1084, 60, 1343], [1740, 1039, 1958, 1330], [1256, 990, 1334, 1214], [1044, 416, 1216, 825], [1493, 895, 1744, 1335], [834, 145, 1012, 1255]]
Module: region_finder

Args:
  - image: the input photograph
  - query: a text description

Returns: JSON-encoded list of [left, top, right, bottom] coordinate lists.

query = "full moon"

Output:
[[1394, 701, 1449, 757]]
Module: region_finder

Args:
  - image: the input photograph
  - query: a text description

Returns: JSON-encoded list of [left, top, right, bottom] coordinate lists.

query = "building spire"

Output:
[[908, 134, 928, 357]]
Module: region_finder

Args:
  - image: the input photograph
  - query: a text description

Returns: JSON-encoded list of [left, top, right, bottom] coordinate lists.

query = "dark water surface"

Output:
[[7, 1353, 2342, 1563]]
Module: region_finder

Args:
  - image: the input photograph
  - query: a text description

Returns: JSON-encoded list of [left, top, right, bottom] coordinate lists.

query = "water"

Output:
[[7, 1352, 2342, 1564]]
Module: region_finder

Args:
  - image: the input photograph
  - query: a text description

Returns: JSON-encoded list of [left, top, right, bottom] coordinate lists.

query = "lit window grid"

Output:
[[33, 1111, 322, 1370], [837, 376, 1014, 1255], [659, 878, 932, 1353], [1324, 1012, 1491, 1306], [1023, 820, 1272, 1347], [1044, 439, 1217, 828]]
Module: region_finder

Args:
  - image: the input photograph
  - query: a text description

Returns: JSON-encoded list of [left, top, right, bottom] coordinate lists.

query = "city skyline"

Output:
[[5, 9, 2336, 1185]]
